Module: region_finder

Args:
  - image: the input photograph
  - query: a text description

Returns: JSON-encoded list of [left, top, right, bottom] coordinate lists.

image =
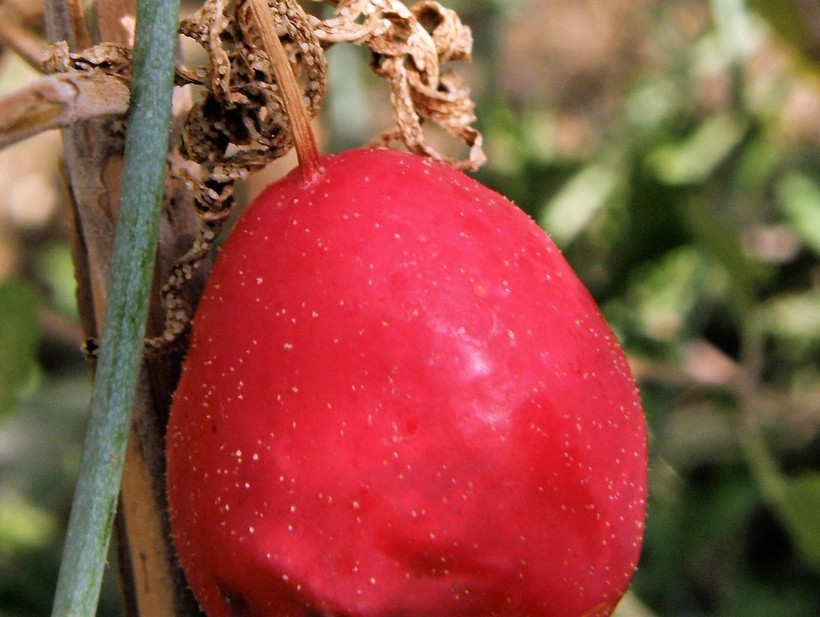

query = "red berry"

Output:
[[166, 148, 647, 617]]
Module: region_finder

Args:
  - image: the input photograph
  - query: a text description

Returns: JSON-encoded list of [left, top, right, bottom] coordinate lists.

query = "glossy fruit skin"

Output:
[[166, 148, 647, 617]]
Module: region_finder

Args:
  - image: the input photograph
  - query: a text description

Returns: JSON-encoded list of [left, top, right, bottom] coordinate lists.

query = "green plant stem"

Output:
[[50, 0, 180, 615]]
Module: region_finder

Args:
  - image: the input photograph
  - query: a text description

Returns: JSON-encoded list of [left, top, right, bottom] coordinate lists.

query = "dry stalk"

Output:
[[0, 72, 129, 149], [308, 0, 485, 170], [0, 5, 50, 69]]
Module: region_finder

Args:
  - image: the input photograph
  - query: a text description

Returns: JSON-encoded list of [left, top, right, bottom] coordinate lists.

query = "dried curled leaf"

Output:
[[38, 1, 484, 177], [177, 0, 327, 182], [310, 0, 485, 170], [42, 40, 133, 77]]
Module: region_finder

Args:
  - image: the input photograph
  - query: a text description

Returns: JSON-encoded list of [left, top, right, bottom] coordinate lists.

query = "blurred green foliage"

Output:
[[1, 0, 819, 616], [0, 281, 40, 418]]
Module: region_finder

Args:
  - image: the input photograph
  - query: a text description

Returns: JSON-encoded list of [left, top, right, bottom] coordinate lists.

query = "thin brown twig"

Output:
[[0, 71, 129, 150], [2, 0, 46, 26], [0, 7, 50, 70], [43, 0, 91, 51]]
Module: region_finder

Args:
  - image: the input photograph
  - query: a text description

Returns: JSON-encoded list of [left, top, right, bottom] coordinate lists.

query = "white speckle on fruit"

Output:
[[167, 149, 647, 617]]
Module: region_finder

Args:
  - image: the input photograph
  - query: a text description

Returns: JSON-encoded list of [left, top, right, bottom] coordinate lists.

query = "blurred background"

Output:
[[1, 0, 819, 615]]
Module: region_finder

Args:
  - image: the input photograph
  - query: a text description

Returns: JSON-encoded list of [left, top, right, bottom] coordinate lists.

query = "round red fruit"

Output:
[[166, 148, 648, 617]]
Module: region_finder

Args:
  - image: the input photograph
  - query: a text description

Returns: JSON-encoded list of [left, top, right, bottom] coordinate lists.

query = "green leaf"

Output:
[[683, 199, 772, 316], [0, 280, 41, 418], [748, 0, 805, 44], [625, 246, 725, 343], [761, 291, 820, 342], [648, 112, 748, 185], [710, 0, 758, 64], [776, 172, 820, 254], [748, 0, 820, 69], [539, 161, 622, 247], [0, 498, 56, 553], [780, 473, 820, 575], [33, 243, 79, 317], [740, 428, 820, 577]]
